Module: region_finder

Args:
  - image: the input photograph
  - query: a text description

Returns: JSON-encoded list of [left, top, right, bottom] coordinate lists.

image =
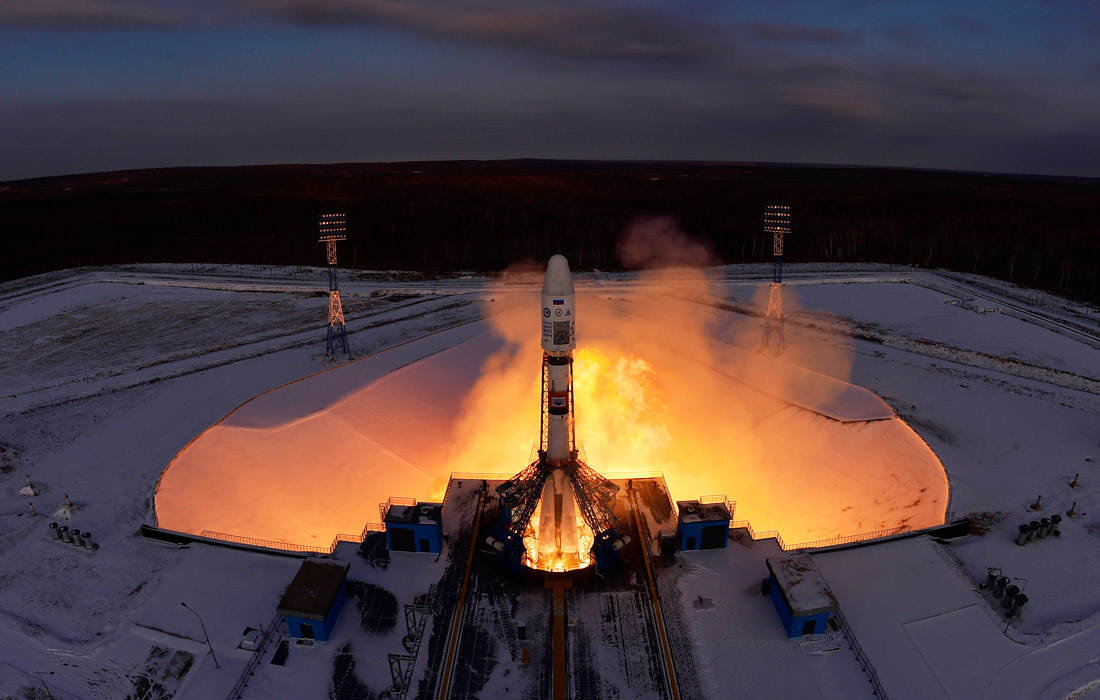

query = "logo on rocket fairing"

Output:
[[543, 308, 551, 317], [553, 322, 570, 345]]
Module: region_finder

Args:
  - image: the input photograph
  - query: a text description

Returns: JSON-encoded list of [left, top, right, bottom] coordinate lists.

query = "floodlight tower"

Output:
[[762, 205, 791, 351], [318, 213, 352, 359]]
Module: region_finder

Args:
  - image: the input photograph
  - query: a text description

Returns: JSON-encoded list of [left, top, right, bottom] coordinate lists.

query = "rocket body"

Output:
[[541, 254, 575, 463], [536, 255, 582, 562], [536, 468, 581, 561]]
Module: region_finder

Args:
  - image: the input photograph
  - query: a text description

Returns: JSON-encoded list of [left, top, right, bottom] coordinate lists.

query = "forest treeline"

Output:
[[2, 160, 1098, 302]]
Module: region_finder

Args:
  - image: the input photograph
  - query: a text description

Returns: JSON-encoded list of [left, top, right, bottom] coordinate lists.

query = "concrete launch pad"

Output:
[[155, 296, 948, 549]]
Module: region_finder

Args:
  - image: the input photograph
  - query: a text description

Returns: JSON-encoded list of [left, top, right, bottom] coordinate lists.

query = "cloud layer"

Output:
[[2, 0, 1097, 179]]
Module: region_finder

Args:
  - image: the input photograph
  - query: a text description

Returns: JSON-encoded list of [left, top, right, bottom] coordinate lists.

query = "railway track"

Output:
[[626, 481, 683, 700]]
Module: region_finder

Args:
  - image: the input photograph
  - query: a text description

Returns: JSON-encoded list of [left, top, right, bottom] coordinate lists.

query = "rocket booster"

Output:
[[541, 255, 575, 463]]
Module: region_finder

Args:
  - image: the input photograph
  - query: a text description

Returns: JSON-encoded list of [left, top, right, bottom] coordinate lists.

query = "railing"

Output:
[[698, 494, 737, 521], [834, 608, 890, 699], [201, 523, 388, 557], [730, 520, 788, 550], [225, 613, 283, 700], [380, 496, 418, 525], [790, 525, 911, 551], [604, 470, 666, 479], [200, 530, 330, 554], [440, 473, 511, 512], [728, 521, 912, 552]]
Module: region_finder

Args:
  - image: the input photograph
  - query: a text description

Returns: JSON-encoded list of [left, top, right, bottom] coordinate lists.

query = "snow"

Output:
[[2, 262, 1100, 699], [155, 321, 498, 544], [674, 537, 869, 700], [767, 554, 838, 615]]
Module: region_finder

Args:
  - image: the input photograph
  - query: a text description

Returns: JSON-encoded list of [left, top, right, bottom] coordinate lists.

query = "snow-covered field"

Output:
[[2, 262, 1099, 699]]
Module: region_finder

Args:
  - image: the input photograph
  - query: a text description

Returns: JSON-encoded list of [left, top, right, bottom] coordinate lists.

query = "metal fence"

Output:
[[379, 496, 418, 525], [225, 613, 283, 700], [200, 524, 387, 557], [440, 473, 510, 512], [730, 520, 788, 550], [727, 521, 912, 552], [199, 530, 330, 554], [834, 608, 890, 699], [790, 525, 911, 551], [698, 493, 737, 521], [603, 470, 666, 480]]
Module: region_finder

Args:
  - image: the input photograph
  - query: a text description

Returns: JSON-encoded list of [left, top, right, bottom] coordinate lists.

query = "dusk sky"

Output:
[[2, 0, 1098, 181]]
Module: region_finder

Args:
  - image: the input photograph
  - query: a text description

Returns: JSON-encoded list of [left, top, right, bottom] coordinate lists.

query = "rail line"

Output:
[[626, 481, 682, 700], [930, 277, 1100, 346], [436, 485, 487, 700]]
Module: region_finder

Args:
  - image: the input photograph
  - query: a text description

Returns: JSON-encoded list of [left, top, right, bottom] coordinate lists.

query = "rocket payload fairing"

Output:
[[537, 255, 582, 563]]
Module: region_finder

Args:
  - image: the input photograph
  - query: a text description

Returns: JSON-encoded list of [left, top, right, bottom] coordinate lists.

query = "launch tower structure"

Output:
[[762, 205, 791, 351], [318, 213, 352, 359], [487, 256, 630, 573]]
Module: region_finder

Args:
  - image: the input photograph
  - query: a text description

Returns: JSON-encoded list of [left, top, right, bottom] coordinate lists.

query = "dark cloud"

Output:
[[779, 83, 885, 124], [742, 21, 861, 46], [942, 15, 986, 37], [0, 0, 187, 28], [237, 0, 728, 64], [878, 62, 1019, 106], [0, 0, 735, 65], [1, 0, 1096, 179], [886, 23, 921, 49]]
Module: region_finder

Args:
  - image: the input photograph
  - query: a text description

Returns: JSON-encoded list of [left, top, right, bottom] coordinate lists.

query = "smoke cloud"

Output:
[[443, 219, 947, 543], [616, 215, 718, 270]]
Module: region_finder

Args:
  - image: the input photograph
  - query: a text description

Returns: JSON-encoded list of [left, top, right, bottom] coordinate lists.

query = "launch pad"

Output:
[[434, 473, 685, 699]]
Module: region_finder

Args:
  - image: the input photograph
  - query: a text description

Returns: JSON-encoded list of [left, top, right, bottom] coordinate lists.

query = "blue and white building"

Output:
[[765, 554, 839, 638], [276, 559, 351, 642]]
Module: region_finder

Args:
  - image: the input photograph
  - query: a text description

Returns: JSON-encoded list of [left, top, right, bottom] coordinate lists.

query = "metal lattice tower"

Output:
[[490, 352, 627, 571], [318, 213, 352, 359], [762, 205, 791, 351]]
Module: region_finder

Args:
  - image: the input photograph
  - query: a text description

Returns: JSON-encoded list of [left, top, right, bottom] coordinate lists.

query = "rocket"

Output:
[[541, 254, 576, 462], [537, 255, 582, 564], [487, 253, 628, 572]]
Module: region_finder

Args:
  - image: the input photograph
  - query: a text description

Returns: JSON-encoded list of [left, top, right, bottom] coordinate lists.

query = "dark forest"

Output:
[[2, 160, 1098, 302]]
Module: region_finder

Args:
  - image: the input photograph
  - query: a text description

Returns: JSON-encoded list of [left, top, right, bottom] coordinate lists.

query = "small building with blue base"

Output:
[[766, 554, 839, 638], [676, 500, 731, 551], [277, 559, 350, 642], [385, 501, 444, 554]]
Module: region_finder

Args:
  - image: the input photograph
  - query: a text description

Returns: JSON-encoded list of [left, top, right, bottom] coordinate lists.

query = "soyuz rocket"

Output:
[[537, 254, 582, 562], [487, 254, 628, 572]]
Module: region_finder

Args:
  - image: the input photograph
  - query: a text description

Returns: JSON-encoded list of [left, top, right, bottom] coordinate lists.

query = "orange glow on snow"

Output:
[[155, 267, 948, 550]]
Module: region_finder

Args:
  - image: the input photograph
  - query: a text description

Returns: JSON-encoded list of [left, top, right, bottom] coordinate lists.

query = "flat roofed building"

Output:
[[276, 559, 351, 642], [676, 500, 731, 551], [766, 554, 839, 638], [385, 501, 444, 553]]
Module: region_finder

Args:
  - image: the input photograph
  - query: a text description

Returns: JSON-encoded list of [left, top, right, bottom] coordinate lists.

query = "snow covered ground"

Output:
[[2, 262, 1099, 699]]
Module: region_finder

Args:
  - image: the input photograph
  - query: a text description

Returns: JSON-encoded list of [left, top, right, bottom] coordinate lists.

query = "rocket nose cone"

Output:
[[543, 254, 575, 296]]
